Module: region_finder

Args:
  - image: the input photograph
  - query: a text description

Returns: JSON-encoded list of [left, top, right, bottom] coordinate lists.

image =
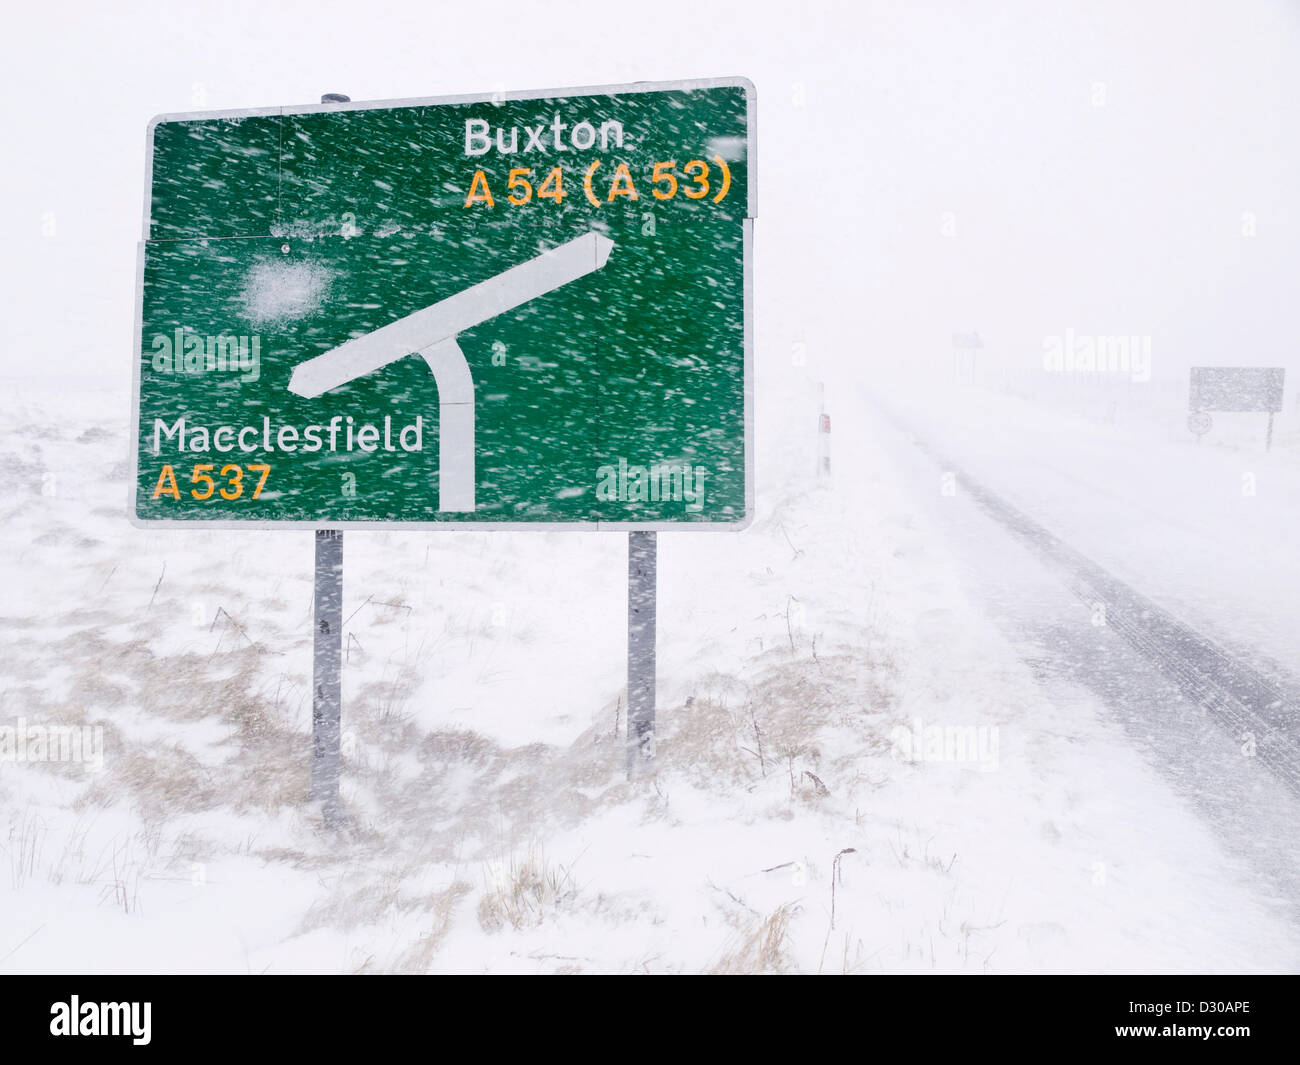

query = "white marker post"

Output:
[[816, 382, 831, 477]]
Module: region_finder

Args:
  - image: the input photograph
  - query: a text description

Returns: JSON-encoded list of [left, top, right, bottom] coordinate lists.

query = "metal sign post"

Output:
[[307, 94, 350, 825], [951, 331, 982, 386], [309, 528, 343, 824], [627, 531, 657, 778]]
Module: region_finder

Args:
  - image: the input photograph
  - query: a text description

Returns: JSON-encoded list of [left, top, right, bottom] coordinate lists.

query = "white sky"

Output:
[[2, 0, 1298, 389]]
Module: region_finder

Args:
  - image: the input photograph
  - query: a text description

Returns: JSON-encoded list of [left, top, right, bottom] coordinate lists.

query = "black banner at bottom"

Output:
[[3, 974, 1293, 1051]]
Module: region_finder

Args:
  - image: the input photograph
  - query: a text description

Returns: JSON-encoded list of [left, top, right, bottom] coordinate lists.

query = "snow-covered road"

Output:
[[859, 381, 1300, 925], [882, 385, 1300, 676]]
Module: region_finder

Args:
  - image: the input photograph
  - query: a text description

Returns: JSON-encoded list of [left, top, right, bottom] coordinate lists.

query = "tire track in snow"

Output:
[[883, 413, 1300, 796]]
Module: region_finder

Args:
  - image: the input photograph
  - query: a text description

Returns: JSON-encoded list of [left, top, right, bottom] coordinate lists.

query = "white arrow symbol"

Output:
[[287, 230, 615, 513]]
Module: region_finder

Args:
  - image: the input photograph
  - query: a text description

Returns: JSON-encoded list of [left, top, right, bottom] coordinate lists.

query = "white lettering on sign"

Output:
[[465, 114, 628, 157], [151, 415, 423, 455]]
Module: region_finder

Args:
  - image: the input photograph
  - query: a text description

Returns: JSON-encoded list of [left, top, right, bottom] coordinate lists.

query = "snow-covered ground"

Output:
[[4, 371, 1297, 973]]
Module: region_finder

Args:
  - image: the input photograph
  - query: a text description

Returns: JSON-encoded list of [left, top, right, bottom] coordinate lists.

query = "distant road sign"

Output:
[[1189, 367, 1285, 413], [1187, 410, 1212, 437], [952, 332, 983, 350], [131, 78, 755, 529]]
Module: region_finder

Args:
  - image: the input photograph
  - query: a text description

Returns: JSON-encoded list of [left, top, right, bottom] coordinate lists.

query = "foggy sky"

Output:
[[2, 0, 1297, 392]]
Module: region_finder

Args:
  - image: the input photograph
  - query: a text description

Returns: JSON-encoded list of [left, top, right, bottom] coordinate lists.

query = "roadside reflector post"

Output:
[[310, 529, 344, 825], [817, 382, 831, 477], [627, 530, 657, 778]]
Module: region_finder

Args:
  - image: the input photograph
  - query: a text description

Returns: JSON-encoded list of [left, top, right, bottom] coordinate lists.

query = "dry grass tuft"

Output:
[[394, 880, 473, 971], [476, 848, 578, 932], [663, 637, 900, 795], [711, 902, 800, 973]]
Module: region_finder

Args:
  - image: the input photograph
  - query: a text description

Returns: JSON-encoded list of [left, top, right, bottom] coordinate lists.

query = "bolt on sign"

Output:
[[131, 78, 755, 529]]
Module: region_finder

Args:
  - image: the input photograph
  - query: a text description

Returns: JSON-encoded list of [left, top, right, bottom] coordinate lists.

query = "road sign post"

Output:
[[627, 531, 657, 777], [951, 332, 982, 386], [309, 528, 343, 824], [307, 94, 350, 828], [1189, 367, 1285, 452], [131, 78, 754, 805]]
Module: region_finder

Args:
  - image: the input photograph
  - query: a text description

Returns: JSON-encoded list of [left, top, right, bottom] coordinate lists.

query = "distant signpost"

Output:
[[131, 79, 755, 815], [951, 332, 982, 384], [1188, 367, 1285, 449]]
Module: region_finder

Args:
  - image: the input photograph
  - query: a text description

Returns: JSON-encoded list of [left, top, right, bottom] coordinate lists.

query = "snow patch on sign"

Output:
[[707, 135, 746, 161], [239, 259, 335, 327]]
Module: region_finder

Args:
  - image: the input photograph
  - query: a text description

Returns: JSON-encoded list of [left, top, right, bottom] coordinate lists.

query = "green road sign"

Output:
[[130, 78, 755, 529]]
